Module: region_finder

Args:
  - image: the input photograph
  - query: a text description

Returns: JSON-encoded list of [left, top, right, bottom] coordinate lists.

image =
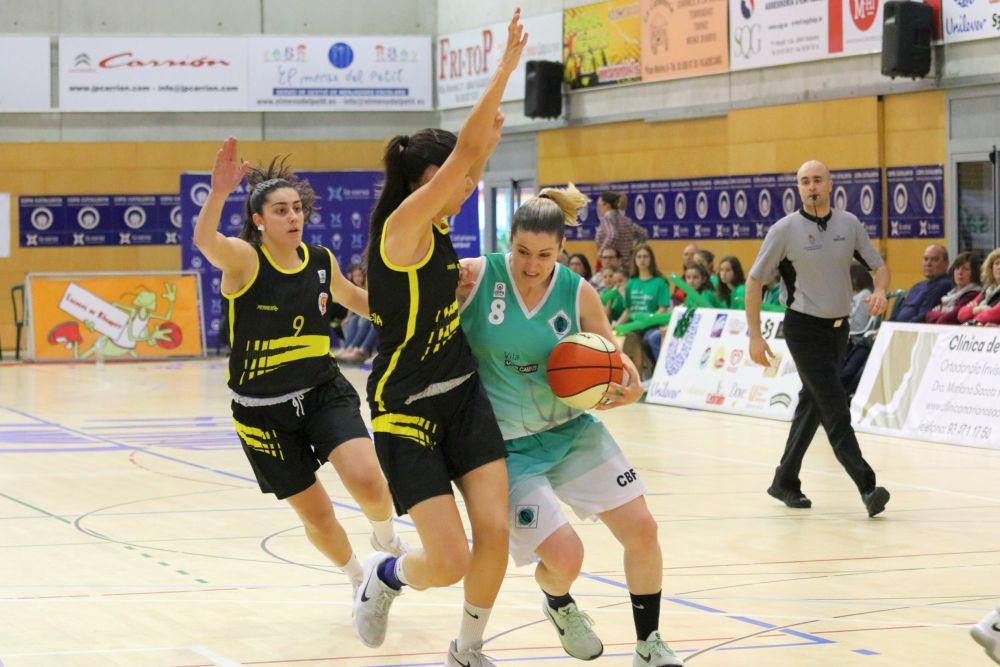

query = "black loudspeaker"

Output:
[[881, 0, 933, 79], [524, 60, 564, 119]]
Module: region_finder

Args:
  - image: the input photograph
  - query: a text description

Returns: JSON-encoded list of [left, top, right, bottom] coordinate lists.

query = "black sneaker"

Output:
[[767, 485, 811, 508], [862, 486, 890, 517]]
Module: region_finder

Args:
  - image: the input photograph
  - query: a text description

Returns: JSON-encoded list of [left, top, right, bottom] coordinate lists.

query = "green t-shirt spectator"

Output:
[[602, 288, 626, 321], [624, 275, 672, 322]]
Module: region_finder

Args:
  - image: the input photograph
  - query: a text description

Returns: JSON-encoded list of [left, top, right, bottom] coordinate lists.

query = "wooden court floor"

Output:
[[0, 359, 997, 666]]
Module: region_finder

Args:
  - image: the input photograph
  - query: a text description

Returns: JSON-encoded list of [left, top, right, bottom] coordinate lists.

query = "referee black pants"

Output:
[[772, 310, 877, 495]]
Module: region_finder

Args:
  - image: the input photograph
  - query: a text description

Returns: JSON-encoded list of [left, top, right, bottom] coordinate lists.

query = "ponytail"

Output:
[[511, 183, 590, 242], [366, 129, 457, 264]]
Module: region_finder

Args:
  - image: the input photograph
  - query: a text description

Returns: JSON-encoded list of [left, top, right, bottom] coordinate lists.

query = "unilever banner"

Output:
[[563, 0, 643, 89], [437, 13, 563, 110], [180, 171, 481, 350], [942, 0, 1000, 42], [18, 194, 181, 247], [0, 37, 51, 111], [887, 165, 945, 239], [729, 0, 885, 71], [59, 37, 248, 112], [852, 323, 1000, 451], [646, 307, 800, 420], [248, 36, 432, 111], [563, 168, 882, 242]]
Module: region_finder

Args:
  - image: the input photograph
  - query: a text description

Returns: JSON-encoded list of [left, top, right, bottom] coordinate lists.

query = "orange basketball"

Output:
[[546, 332, 625, 410]]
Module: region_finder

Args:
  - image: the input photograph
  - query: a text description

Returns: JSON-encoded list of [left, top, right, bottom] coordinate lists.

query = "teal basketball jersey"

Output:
[[461, 253, 584, 439]]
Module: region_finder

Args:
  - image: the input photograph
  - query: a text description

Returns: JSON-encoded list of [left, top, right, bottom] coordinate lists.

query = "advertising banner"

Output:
[[26, 272, 205, 361], [645, 307, 801, 419], [942, 0, 1000, 43], [18, 194, 181, 247], [640, 0, 729, 82], [437, 13, 563, 109], [561, 167, 883, 241], [886, 165, 945, 239], [248, 36, 432, 111], [0, 37, 51, 111], [563, 0, 642, 89], [852, 322, 1000, 450], [59, 37, 247, 112], [729, 0, 885, 71]]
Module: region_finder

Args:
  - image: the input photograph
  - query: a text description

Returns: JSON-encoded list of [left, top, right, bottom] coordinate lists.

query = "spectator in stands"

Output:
[[602, 267, 629, 322], [692, 249, 718, 286], [958, 248, 1000, 326], [925, 252, 981, 325], [594, 247, 622, 288], [892, 244, 951, 322], [840, 261, 877, 396], [615, 243, 671, 376], [596, 191, 647, 268], [336, 265, 378, 364], [714, 256, 746, 309], [567, 253, 593, 282], [672, 244, 700, 305]]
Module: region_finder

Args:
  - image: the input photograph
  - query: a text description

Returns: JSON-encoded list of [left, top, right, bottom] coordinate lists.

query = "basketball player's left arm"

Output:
[[327, 251, 370, 318], [578, 282, 643, 408]]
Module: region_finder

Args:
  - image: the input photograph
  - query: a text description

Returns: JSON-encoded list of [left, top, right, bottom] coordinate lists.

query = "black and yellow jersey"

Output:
[[225, 243, 340, 397], [366, 217, 476, 412]]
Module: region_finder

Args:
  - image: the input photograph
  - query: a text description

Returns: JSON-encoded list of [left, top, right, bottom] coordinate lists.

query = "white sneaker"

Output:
[[542, 601, 603, 660], [447, 639, 496, 667], [352, 551, 400, 648], [971, 606, 1000, 665], [370, 531, 410, 557], [634, 630, 684, 666]]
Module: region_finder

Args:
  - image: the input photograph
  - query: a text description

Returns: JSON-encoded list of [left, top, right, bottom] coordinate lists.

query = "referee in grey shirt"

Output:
[[746, 160, 892, 518]]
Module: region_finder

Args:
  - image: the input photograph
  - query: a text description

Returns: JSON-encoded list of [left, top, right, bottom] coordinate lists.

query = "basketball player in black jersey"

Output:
[[193, 137, 407, 606], [350, 11, 527, 667]]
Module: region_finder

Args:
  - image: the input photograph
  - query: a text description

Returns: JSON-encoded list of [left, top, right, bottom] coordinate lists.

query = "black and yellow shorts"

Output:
[[370, 374, 507, 515], [231, 374, 370, 500]]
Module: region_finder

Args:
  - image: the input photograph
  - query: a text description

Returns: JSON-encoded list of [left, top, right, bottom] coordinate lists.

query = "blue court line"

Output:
[[854, 649, 880, 655], [0, 408, 853, 658]]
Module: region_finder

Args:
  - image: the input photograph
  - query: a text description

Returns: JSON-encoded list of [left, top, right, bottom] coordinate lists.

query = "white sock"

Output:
[[340, 553, 363, 587], [394, 554, 410, 586], [370, 517, 396, 546], [457, 602, 492, 651]]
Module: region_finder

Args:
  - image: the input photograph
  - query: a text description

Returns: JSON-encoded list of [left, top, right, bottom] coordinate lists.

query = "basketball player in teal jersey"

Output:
[[457, 186, 685, 667], [193, 137, 407, 606], [351, 11, 527, 667]]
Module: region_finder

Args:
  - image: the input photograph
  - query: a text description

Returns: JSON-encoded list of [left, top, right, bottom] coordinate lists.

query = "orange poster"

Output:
[[640, 0, 729, 81], [27, 272, 204, 361]]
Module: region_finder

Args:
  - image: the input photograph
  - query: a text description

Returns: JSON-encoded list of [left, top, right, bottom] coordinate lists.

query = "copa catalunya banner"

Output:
[[437, 12, 563, 110], [0, 37, 51, 111], [852, 322, 1000, 451], [645, 307, 801, 420]]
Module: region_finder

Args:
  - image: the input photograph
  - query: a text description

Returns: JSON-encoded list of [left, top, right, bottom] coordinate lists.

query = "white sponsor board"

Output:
[[248, 36, 432, 111], [645, 307, 801, 420], [59, 37, 248, 111], [437, 12, 563, 110], [0, 37, 51, 111], [852, 322, 1000, 450], [729, 0, 884, 71], [942, 0, 1000, 43], [58, 282, 129, 340]]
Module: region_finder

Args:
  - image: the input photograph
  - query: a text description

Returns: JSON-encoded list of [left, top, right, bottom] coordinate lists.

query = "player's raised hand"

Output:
[[211, 136, 250, 196]]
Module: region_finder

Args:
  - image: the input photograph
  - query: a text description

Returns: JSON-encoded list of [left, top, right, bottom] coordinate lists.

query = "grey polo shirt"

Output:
[[749, 208, 884, 319]]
